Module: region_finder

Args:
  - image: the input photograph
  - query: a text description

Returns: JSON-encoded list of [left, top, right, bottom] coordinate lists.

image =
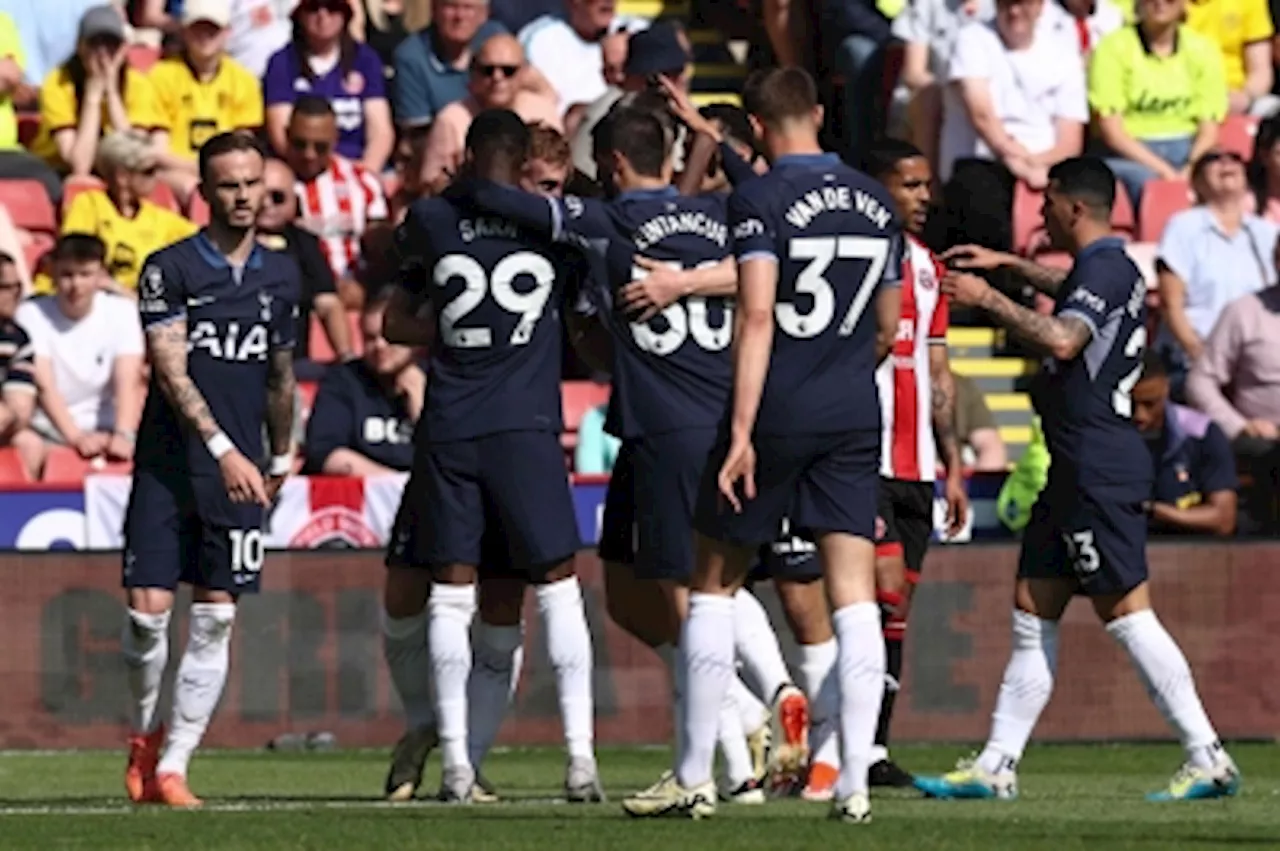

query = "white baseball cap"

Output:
[[183, 0, 231, 28]]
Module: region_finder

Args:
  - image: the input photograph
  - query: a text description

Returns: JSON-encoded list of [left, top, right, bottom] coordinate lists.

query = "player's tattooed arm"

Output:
[[265, 346, 296, 458], [928, 346, 963, 475], [1011, 257, 1070, 295], [147, 320, 221, 441], [975, 286, 1092, 361]]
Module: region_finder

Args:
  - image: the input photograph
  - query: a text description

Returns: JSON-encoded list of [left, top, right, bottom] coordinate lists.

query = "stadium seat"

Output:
[[61, 175, 107, 216], [148, 180, 181, 213], [1219, 114, 1258, 160], [41, 447, 132, 484], [0, 180, 57, 235], [307, 311, 364, 362], [1138, 178, 1193, 242], [1110, 180, 1136, 237], [126, 44, 160, 72], [16, 113, 38, 148], [0, 447, 30, 484], [23, 233, 54, 276], [187, 192, 211, 226]]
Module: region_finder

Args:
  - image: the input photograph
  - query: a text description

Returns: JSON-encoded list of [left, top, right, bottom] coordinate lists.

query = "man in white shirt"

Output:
[[518, 0, 647, 118], [12, 234, 145, 479]]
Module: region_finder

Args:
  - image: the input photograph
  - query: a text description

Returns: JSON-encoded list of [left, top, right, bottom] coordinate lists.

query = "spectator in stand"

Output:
[[11, 234, 144, 479], [257, 156, 355, 362], [286, 95, 389, 307], [264, 0, 395, 174], [1041, 0, 1124, 58], [1131, 350, 1237, 536], [936, 0, 1086, 263], [1186, 238, 1280, 534], [0, 12, 63, 205], [1088, 0, 1226, 207], [518, 0, 648, 118], [418, 33, 560, 191], [30, 5, 164, 177], [223, 0, 295, 79], [0, 252, 37, 449], [565, 30, 628, 173], [149, 0, 264, 205], [37, 131, 197, 296], [824, 0, 898, 163], [574, 401, 618, 474], [1247, 113, 1280, 221], [1157, 149, 1277, 396], [352, 0, 432, 69], [952, 371, 1008, 471], [1184, 0, 1279, 117], [3, 0, 103, 89], [392, 0, 505, 132], [304, 286, 423, 474], [488, 0, 558, 32]]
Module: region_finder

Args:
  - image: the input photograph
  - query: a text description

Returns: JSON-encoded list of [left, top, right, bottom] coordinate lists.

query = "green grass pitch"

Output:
[[0, 744, 1275, 850]]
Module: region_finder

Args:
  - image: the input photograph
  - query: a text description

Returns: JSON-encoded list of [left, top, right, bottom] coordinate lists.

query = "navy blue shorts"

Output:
[[754, 517, 823, 583], [597, 441, 635, 566], [630, 429, 717, 581], [122, 470, 266, 594], [1018, 485, 1149, 597], [695, 430, 880, 548], [418, 431, 581, 574]]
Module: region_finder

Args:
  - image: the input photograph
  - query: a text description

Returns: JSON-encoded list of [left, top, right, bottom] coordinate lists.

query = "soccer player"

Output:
[[640, 66, 903, 823], [390, 109, 598, 804], [913, 157, 1240, 802], [121, 131, 299, 808]]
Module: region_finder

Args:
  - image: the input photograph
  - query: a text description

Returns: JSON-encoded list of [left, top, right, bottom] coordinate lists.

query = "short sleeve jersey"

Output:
[[134, 234, 300, 477], [1031, 237, 1151, 493], [304, 358, 416, 473], [31, 65, 164, 168], [0, 318, 34, 395], [729, 153, 904, 437], [262, 43, 388, 161], [396, 193, 572, 443], [1149, 402, 1237, 508], [150, 54, 264, 159]]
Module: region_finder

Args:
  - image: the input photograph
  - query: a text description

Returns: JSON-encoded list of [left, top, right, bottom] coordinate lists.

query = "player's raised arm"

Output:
[[465, 180, 614, 245]]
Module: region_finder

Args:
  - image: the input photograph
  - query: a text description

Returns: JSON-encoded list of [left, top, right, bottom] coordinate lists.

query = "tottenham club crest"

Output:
[[139, 265, 167, 313], [258, 290, 273, 322]]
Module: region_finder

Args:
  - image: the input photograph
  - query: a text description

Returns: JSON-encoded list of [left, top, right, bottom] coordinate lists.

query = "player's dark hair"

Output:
[[528, 123, 571, 168], [1046, 156, 1115, 218], [612, 89, 676, 141], [700, 103, 753, 149], [50, 233, 107, 266], [1139, 348, 1168, 381], [741, 67, 818, 127], [292, 94, 336, 120], [862, 138, 927, 181], [198, 130, 267, 185], [466, 108, 531, 169], [601, 106, 669, 178]]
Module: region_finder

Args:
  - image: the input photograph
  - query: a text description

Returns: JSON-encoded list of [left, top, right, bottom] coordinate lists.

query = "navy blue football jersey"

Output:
[[1031, 237, 1152, 493], [397, 194, 573, 443], [135, 234, 300, 476], [729, 153, 904, 436], [303, 359, 418, 473], [465, 181, 733, 438]]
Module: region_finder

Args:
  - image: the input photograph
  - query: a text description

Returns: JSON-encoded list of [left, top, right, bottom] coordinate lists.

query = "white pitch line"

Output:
[[0, 797, 573, 817]]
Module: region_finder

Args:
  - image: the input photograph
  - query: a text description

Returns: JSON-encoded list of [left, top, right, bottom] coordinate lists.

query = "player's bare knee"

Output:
[[691, 534, 751, 594], [776, 577, 833, 644], [1091, 581, 1151, 624], [126, 587, 176, 616], [874, 552, 907, 598], [1015, 578, 1074, 621], [384, 566, 431, 618], [818, 532, 877, 607]]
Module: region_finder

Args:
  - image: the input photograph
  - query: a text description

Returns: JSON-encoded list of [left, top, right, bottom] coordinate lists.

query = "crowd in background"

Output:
[[0, 0, 1276, 535]]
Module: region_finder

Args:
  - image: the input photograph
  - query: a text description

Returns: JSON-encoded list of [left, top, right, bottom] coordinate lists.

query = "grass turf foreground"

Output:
[[0, 744, 1274, 850]]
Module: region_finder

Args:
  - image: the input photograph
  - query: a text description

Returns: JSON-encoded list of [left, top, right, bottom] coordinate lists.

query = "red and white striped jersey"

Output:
[[876, 235, 950, 482], [296, 156, 388, 280]]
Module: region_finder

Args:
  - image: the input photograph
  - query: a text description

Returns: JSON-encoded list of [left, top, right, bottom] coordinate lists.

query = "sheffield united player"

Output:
[[914, 157, 1240, 802], [121, 131, 299, 808], [388, 110, 598, 804], [647, 68, 903, 823]]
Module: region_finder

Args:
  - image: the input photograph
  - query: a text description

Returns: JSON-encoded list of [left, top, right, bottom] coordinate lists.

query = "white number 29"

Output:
[[629, 260, 733, 356], [434, 252, 556, 348], [778, 236, 889, 339], [1112, 326, 1147, 418]]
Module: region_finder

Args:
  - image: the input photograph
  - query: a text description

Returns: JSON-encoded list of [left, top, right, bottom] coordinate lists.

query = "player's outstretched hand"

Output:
[[940, 244, 1013, 272], [940, 271, 991, 307], [220, 451, 270, 506], [717, 438, 757, 514], [656, 75, 718, 141], [623, 256, 686, 320]]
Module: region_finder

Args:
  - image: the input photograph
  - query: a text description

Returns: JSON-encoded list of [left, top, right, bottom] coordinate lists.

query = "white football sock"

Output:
[[798, 638, 840, 768], [122, 608, 171, 735], [675, 593, 735, 789], [732, 588, 790, 702], [157, 603, 235, 777], [728, 677, 769, 735], [977, 610, 1058, 775], [536, 577, 595, 761], [717, 693, 755, 788], [832, 603, 885, 799], [467, 621, 524, 768], [655, 643, 686, 759], [428, 584, 477, 770], [382, 609, 435, 730], [1106, 610, 1221, 770]]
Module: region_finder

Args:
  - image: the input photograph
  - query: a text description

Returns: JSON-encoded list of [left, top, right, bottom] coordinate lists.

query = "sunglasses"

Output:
[[473, 63, 519, 79], [289, 137, 331, 155], [266, 189, 292, 205]]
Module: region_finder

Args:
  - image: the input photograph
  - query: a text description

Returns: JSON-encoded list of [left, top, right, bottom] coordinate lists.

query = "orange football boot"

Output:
[[156, 772, 204, 808], [125, 727, 165, 803]]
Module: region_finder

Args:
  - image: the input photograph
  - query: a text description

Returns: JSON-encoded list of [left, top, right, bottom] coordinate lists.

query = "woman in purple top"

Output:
[[263, 0, 395, 173]]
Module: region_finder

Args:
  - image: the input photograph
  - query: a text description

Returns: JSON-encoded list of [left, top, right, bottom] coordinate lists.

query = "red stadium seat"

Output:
[[126, 44, 160, 72], [61, 175, 107, 217], [1111, 180, 1136, 237], [307, 311, 364, 362], [148, 180, 182, 213], [298, 380, 319, 427], [0, 447, 31, 484], [1219, 114, 1259, 160], [23, 233, 54, 277], [0, 180, 57, 235], [16, 112, 38, 148], [562, 381, 610, 433], [41, 447, 132, 484], [187, 192, 211, 226], [1138, 178, 1193, 242]]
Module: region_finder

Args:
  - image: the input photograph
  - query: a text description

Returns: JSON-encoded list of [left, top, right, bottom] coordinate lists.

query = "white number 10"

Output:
[[778, 236, 889, 339]]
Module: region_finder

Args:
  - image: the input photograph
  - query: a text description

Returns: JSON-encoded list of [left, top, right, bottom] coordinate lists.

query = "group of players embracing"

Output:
[[114, 62, 1242, 822]]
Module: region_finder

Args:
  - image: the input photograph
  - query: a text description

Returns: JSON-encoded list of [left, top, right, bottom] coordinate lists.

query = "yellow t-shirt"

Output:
[[34, 191, 197, 294], [1089, 25, 1228, 141], [30, 65, 165, 170], [0, 13, 23, 150], [1185, 0, 1274, 92], [149, 55, 264, 160]]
